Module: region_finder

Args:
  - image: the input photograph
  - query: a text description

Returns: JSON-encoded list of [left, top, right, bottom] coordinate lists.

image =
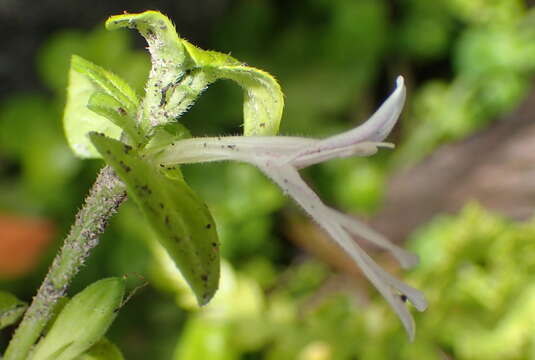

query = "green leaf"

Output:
[[64, 65, 120, 158], [74, 338, 124, 360], [30, 278, 125, 360], [156, 68, 212, 124], [89, 133, 220, 305], [87, 92, 144, 146], [105, 11, 185, 70], [182, 40, 284, 136], [145, 122, 192, 150], [105, 11, 283, 136], [0, 291, 27, 330], [71, 55, 139, 113], [105, 11, 186, 133], [144, 122, 192, 181], [64, 56, 140, 158]]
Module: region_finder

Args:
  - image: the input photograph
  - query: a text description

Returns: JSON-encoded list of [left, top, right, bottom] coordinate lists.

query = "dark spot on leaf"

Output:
[[124, 144, 133, 154], [173, 236, 181, 243], [159, 203, 164, 209], [140, 185, 152, 195], [227, 145, 236, 150], [159, 164, 165, 168], [400, 295, 408, 303], [205, 223, 211, 229], [118, 107, 127, 116], [201, 274, 208, 282], [119, 160, 131, 173], [165, 216, 170, 226], [260, 122, 265, 127], [211, 242, 217, 247]]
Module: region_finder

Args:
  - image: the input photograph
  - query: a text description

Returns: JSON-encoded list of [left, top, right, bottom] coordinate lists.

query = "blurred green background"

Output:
[[2, 0, 535, 359]]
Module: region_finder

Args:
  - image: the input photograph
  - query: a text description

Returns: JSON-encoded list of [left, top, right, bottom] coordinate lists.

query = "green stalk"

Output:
[[4, 166, 127, 360]]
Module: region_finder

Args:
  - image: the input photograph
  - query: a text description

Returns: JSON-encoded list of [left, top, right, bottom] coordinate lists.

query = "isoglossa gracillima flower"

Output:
[[149, 76, 427, 339]]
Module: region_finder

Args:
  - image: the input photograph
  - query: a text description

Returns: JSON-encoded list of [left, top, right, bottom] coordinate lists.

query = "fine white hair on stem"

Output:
[[150, 76, 427, 339]]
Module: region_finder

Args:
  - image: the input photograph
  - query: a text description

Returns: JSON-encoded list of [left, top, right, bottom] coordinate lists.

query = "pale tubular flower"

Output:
[[152, 76, 427, 339]]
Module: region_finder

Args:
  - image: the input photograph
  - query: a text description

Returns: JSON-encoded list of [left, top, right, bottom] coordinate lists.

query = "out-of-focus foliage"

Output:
[[2, 0, 535, 359], [395, 0, 535, 167], [153, 203, 535, 360], [355, 203, 535, 360]]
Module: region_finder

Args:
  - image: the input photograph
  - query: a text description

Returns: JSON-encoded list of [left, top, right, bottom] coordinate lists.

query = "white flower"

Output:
[[150, 76, 427, 339]]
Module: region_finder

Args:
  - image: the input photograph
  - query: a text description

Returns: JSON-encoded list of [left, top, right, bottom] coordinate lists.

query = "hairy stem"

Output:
[[4, 166, 127, 360]]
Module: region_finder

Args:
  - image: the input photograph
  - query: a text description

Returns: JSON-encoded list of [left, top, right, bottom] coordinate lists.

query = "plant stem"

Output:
[[4, 166, 127, 360]]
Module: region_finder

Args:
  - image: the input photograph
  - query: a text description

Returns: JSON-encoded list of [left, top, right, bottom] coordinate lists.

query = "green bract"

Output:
[[89, 133, 220, 305], [0, 291, 27, 330], [30, 278, 125, 360]]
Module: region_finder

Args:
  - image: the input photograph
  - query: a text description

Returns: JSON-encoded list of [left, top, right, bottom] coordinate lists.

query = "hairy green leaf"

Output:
[[87, 92, 144, 146], [89, 133, 220, 305], [106, 11, 283, 136], [144, 123, 191, 181], [64, 56, 140, 158], [0, 291, 27, 330], [105, 11, 186, 133], [30, 278, 125, 360], [64, 67, 120, 158], [182, 40, 284, 136], [71, 55, 139, 112]]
